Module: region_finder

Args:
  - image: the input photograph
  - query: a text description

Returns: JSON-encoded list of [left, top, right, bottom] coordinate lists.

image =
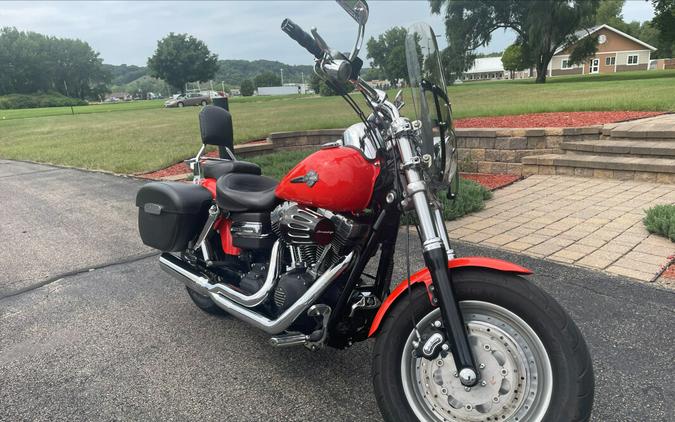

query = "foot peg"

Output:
[[269, 333, 308, 347], [269, 304, 331, 350]]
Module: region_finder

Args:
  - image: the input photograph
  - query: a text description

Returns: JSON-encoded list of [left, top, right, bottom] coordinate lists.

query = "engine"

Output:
[[269, 202, 369, 314]]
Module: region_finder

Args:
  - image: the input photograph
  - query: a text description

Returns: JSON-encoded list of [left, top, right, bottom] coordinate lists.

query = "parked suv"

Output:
[[164, 93, 212, 108]]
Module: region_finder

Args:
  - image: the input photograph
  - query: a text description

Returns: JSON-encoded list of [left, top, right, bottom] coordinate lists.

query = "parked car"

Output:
[[164, 93, 212, 108]]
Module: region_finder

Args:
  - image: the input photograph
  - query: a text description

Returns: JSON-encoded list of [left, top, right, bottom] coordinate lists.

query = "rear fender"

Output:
[[368, 257, 532, 337]]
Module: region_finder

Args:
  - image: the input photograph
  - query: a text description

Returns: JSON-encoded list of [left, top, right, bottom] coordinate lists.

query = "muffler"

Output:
[[159, 251, 353, 335]]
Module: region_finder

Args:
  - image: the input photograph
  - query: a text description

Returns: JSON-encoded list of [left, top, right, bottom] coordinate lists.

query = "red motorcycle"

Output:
[[136, 2, 594, 420]]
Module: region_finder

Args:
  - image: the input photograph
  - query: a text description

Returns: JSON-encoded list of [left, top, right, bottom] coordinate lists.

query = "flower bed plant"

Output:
[[644, 204, 675, 242]]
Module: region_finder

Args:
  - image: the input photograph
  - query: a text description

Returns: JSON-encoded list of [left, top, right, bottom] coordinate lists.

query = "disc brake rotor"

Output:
[[401, 301, 553, 422]]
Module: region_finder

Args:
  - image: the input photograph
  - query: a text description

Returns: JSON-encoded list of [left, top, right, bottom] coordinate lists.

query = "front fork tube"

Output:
[[397, 133, 478, 386]]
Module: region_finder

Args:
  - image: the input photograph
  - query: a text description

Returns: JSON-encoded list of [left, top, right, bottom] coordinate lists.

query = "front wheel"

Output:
[[372, 268, 594, 422]]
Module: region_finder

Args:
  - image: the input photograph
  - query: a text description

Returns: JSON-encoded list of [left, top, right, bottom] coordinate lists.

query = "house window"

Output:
[[561, 59, 572, 69], [627, 54, 639, 65], [605, 56, 616, 66]]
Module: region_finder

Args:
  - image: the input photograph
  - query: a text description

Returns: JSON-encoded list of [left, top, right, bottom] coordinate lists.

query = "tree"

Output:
[[501, 44, 531, 77], [147, 33, 218, 93], [430, 0, 601, 83], [308, 73, 353, 96], [441, 45, 476, 83], [0, 27, 109, 99], [366, 26, 409, 85], [253, 72, 281, 88], [594, 0, 625, 26], [652, 0, 675, 46], [240, 79, 254, 96]]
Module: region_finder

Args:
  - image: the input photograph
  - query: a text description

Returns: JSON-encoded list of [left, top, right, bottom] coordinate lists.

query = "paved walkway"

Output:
[[602, 113, 675, 137], [447, 175, 675, 285]]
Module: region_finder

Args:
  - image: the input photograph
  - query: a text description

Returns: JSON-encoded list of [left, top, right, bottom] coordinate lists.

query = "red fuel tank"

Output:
[[275, 147, 380, 213]]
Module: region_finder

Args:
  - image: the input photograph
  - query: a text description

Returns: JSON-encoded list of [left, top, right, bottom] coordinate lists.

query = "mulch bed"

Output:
[[460, 173, 520, 190], [660, 256, 675, 280], [454, 111, 664, 128]]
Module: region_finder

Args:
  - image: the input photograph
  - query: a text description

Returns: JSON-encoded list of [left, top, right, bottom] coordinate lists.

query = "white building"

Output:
[[257, 84, 309, 96], [462, 57, 505, 81]]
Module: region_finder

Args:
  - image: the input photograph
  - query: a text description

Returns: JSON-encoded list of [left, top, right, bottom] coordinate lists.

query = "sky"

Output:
[[0, 1, 656, 67]]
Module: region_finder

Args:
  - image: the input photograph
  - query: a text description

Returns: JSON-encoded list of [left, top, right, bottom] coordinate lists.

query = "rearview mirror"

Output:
[[336, 0, 369, 25]]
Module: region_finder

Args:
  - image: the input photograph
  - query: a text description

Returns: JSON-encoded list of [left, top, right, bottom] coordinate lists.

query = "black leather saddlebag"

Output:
[[136, 182, 212, 252]]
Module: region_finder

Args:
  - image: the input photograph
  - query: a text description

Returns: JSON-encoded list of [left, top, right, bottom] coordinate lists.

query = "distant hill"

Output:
[[103, 59, 314, 89], [213, 59, 314, 86], [103, 64, 148, 86]]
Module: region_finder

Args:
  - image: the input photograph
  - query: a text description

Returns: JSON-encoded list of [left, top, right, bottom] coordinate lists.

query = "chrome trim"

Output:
[[160, 250, 354, 335], [194, 205, 219, 250], [433, 208, 453, 257], [396, 131, 442, 251], [230, 221, 268, 238], [161, 241, 281, 307]]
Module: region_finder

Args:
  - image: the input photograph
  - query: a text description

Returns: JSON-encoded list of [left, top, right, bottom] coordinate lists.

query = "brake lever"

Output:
[[311, 27, 330, 55]]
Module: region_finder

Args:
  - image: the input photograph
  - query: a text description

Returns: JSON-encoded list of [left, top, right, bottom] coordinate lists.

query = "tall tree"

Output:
[[147, 33, 218, 93], [366, 26, 409, 85], [594, 0, 625, 26], [0, 27, 109, 99], [430, 0, 601, 83], [652, 0, 675, 46]]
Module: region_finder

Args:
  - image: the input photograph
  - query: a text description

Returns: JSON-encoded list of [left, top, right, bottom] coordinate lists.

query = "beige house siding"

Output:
[[549, 25, 654, 76], [550, 56, 583, 76], [559, 27, 648, 56]]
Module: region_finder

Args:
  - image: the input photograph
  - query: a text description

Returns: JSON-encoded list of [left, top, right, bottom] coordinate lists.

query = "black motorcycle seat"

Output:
[[216, 173, 279, 212], [202, 160, 261, 180]]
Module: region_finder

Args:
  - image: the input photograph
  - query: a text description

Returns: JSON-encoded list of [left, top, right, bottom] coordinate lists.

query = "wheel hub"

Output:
[[417, 322, 527, 421]]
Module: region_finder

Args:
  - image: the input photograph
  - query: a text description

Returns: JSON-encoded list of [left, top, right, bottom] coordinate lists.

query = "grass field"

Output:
[[1, 70, 674, 174]]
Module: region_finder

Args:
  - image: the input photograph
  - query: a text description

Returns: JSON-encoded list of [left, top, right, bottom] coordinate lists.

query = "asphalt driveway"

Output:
[[1, 162, 673, 421], [0, 159, 153, 297]]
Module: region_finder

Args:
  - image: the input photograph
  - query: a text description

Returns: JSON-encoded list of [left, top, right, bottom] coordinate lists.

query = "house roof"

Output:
[[554, 24, 657, 55], [465, 57, 504, 74]]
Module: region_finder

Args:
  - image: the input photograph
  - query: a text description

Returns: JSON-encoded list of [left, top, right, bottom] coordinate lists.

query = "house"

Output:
[[549, 24, 657, 76], [462, 57, 505, 81]]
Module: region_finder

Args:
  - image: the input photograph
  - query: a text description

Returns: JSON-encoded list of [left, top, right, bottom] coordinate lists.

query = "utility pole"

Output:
[[280, 68, 284, 85]]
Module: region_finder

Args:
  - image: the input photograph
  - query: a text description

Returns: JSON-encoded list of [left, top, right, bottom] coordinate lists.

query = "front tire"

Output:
[[372, 268, 593, 422]]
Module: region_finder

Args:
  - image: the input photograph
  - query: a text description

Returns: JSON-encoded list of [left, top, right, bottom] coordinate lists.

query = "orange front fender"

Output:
[[367, 257, 532, 337]]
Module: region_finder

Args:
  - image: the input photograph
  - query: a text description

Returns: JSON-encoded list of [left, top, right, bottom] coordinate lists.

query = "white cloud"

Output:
[[0, 1, 655, 65]]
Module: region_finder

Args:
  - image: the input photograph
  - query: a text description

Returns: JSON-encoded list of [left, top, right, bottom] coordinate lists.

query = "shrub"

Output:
[[401, 178, 492, 224], [643, 204, 675, 242], [0, 92, 87, 109]]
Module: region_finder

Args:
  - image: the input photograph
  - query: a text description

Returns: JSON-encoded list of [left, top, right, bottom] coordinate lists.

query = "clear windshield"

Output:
[[404, 23, 457, 190]]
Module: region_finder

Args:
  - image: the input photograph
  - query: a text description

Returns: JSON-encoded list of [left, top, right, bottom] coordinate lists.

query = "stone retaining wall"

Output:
[[457, 127, 602, 175], [234, 126, 603, 176]]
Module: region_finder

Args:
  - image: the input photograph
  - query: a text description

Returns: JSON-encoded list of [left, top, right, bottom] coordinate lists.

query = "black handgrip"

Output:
[[281, 18, 323, 59]]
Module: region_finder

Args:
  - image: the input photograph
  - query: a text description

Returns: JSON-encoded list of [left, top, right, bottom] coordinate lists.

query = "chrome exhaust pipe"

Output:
[[160, 250, 353, 335], [160, 241, 280, 308]]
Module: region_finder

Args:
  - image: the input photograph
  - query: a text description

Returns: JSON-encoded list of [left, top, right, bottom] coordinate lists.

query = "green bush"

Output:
[[401, 178, 493, 224], [0, 92, 87, 109], [643, 204, 675, 242]]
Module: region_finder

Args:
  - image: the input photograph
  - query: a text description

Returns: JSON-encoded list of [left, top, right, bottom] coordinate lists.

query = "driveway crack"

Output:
[[0, 252, 159, 301]]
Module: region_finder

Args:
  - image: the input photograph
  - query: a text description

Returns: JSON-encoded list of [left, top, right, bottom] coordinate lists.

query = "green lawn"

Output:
[[1, 70, 674, 174]]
